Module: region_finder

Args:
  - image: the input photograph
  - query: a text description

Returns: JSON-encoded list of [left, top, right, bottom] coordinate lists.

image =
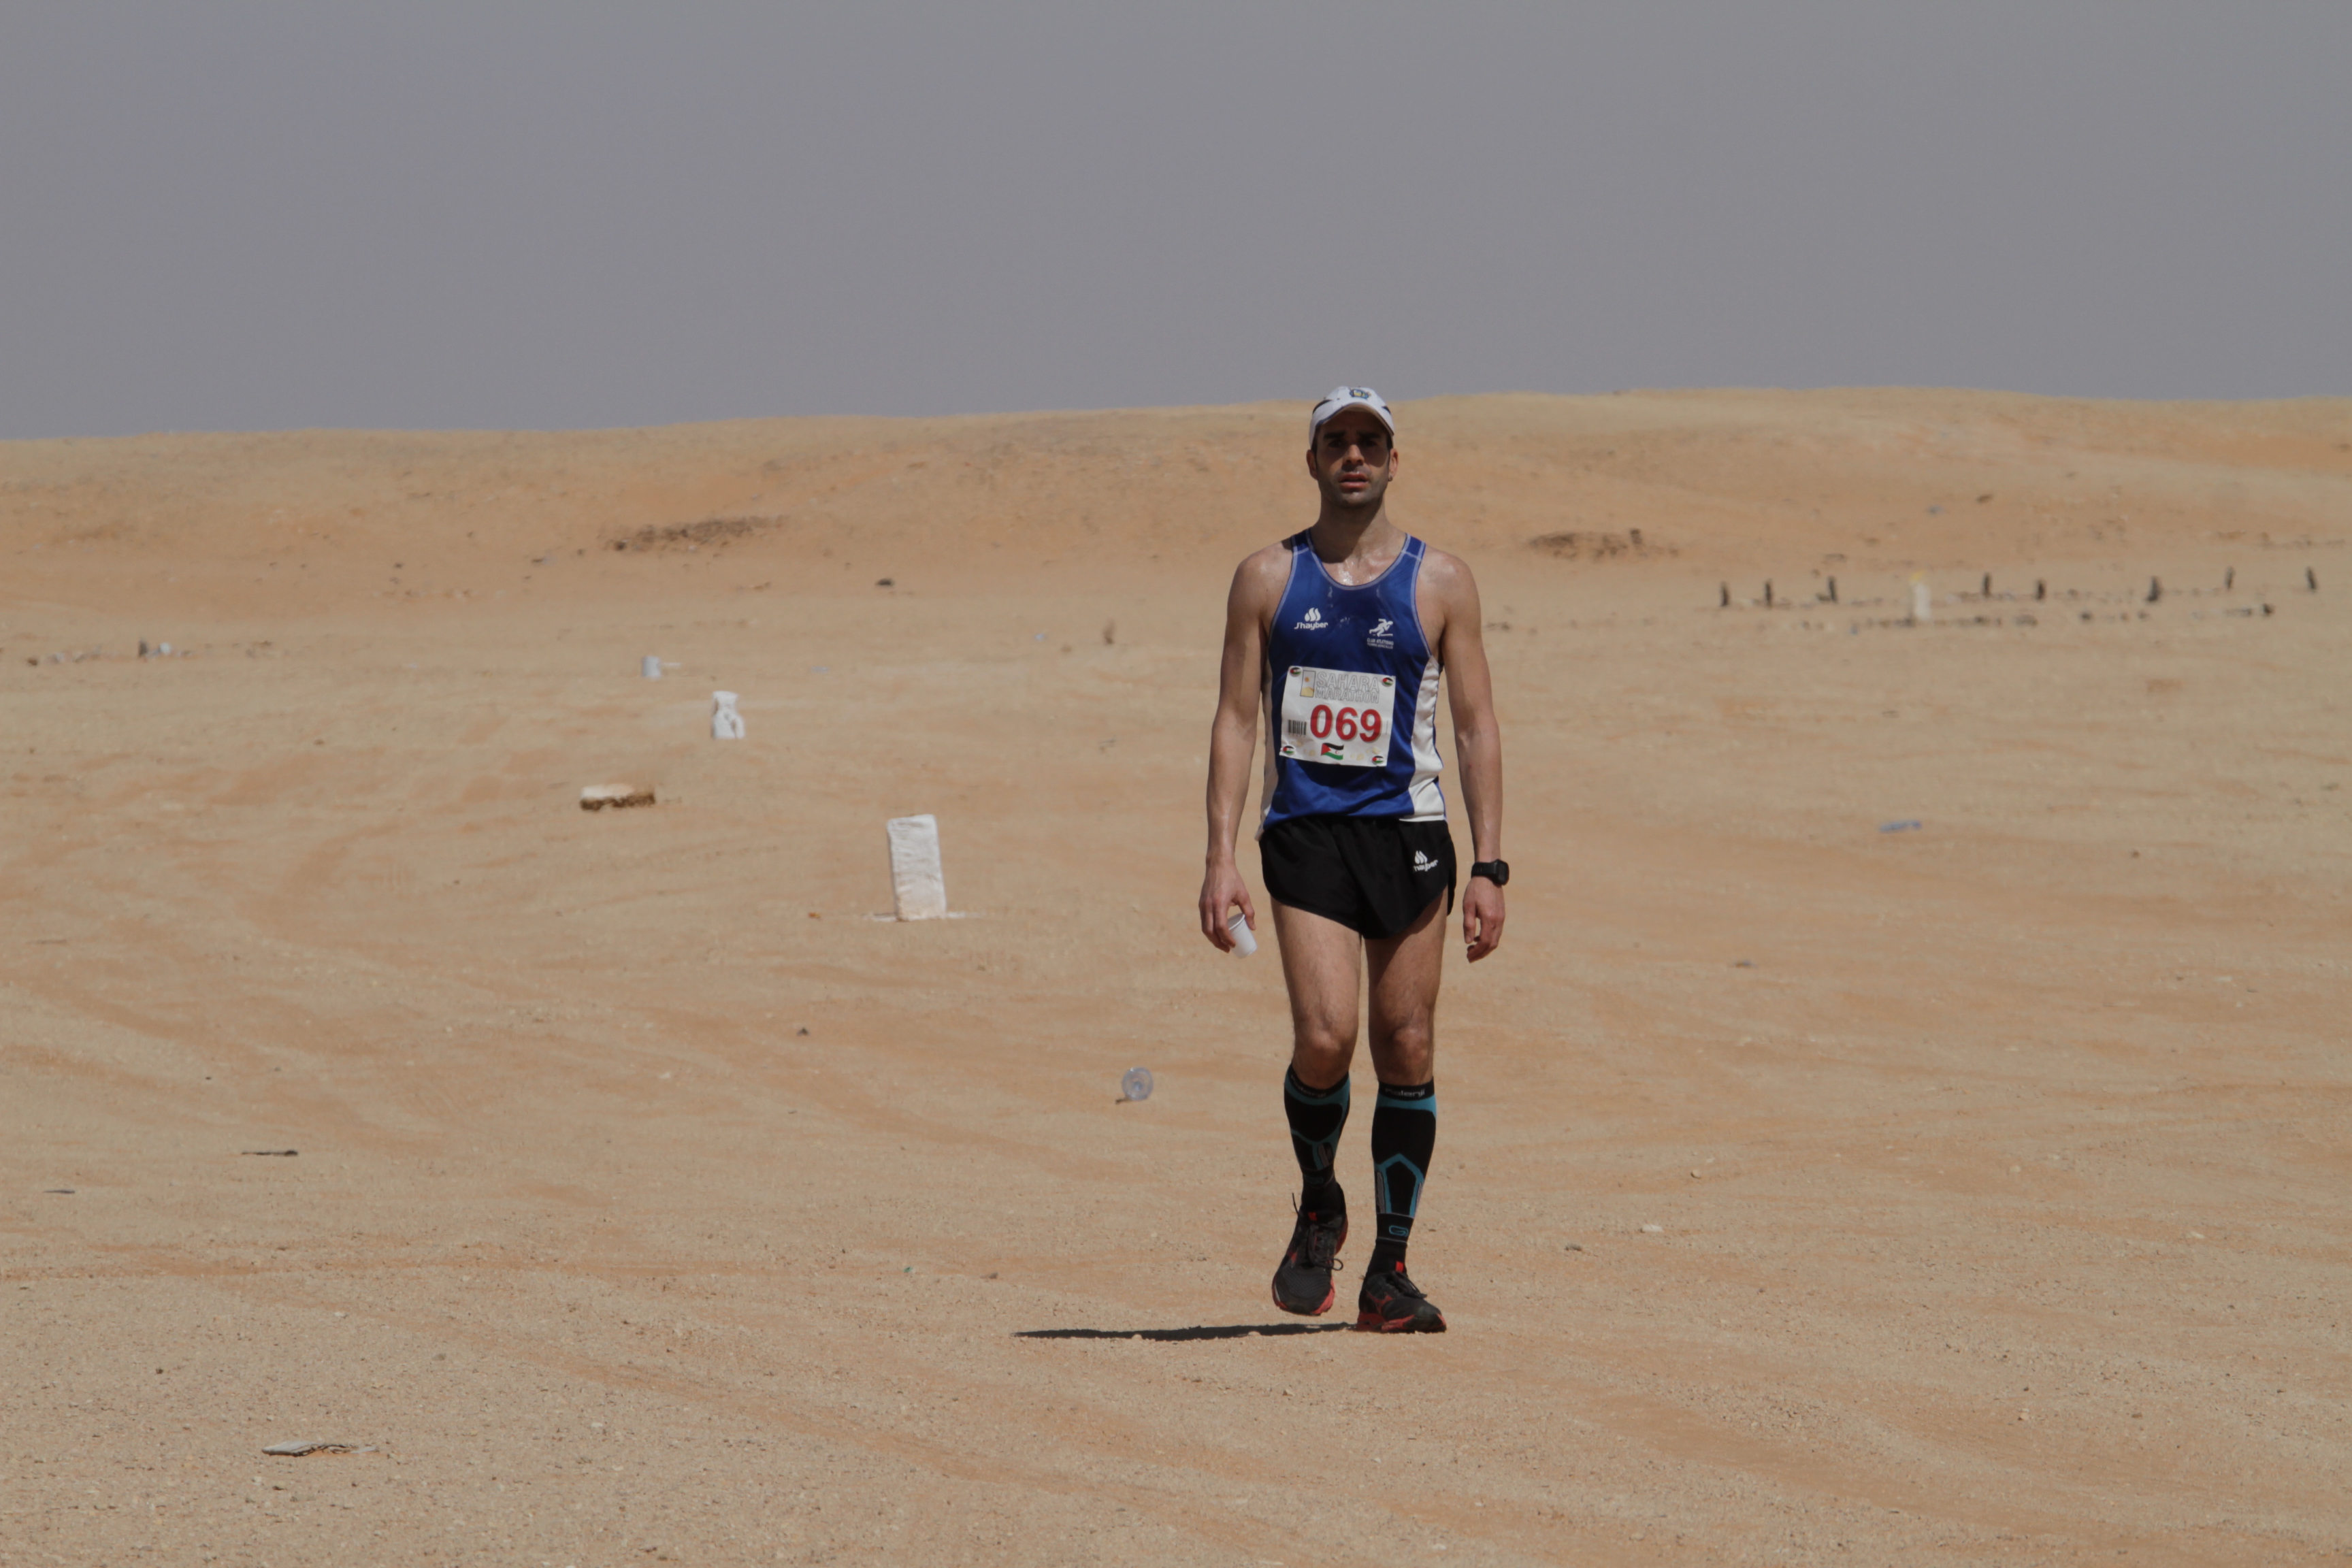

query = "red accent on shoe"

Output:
[[1352, 1262, 1447, 1333], [1271, 1205, 1348, 1318]]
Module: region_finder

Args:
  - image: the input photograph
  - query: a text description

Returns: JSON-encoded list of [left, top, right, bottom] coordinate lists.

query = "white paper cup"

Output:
[[1225, 910, 1258, 957]]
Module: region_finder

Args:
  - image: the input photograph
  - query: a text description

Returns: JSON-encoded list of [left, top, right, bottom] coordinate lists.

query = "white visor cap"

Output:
[[1309, 385, 1395, 441]]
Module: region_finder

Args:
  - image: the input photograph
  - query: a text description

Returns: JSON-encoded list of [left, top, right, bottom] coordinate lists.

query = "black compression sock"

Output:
[[1282, 1067, 1351, 1207], [1368, 1079, 1436, 1271]]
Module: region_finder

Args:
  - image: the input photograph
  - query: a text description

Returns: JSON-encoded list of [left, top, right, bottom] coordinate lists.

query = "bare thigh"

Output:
[[1272, 893, 1448, 1089], [1365, 893, 1446, 1083], [1271, 901, 1362, 1090]]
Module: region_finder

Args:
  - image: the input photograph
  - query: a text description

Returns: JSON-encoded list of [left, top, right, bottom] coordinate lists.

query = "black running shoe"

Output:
[[1269, 1194, 1348, 1316], [1354, 1260, 1446, 1333]]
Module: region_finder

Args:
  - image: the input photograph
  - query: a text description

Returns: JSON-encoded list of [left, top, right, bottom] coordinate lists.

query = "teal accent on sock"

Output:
[[1370, 1078, 1435, 1262], [1373, 1152, 1426, 1219], [1284, 1068, 1352, 1182]]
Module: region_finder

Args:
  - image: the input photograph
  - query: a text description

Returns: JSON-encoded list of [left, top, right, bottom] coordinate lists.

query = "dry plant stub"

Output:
[[886, 814, 948, 921], [579, 784, 655, 811]]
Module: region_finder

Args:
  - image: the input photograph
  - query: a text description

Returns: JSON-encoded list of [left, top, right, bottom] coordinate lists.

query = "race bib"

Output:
[[1278, 665, 1394, 768]]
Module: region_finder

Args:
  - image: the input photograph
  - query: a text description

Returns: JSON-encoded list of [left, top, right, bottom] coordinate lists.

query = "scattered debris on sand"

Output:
[[1529, 528, 1670, 560]]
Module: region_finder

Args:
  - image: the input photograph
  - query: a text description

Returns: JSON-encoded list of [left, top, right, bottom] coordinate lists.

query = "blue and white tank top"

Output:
[[1260, 530, 1446, 831]]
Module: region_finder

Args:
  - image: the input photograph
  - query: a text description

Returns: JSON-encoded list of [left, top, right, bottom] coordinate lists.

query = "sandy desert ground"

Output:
[[3, 389, 2349, 1566]]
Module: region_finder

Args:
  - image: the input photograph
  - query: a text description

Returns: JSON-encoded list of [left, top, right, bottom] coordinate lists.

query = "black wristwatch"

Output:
[[1469, 859, 1509, 887]]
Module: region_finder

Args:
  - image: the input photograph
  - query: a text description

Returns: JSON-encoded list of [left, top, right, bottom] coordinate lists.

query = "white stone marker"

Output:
[[886, 814, 949, 921], [711, 691, 745, 740], [642, 655, 663, 679], [1910, 576, 1933, 623]]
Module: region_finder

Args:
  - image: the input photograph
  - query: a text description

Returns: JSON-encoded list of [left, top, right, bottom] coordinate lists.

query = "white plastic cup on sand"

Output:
[[642, 655, 662, 679], [711, 691, 745, 740], [1226, 910, 1258, 957], [1121, 1067, 1154, 1102]]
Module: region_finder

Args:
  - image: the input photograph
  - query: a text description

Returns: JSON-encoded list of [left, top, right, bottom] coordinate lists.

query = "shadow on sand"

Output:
[[1015, 1322, 1350, 1342]]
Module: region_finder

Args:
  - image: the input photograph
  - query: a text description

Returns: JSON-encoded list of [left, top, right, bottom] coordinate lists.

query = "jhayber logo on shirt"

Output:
[[1293, 606, 1328, 631], [1412, 850, 1439, 872]]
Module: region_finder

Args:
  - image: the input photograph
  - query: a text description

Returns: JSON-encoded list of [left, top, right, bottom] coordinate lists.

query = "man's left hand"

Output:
[[1463, 877, 1505, 962]]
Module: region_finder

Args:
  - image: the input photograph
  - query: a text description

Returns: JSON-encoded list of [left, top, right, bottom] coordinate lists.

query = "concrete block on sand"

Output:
[[887, 814, 948, 921]]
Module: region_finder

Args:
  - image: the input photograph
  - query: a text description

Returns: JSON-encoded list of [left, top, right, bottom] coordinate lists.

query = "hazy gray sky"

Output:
[[5, 5, 2347, 438]]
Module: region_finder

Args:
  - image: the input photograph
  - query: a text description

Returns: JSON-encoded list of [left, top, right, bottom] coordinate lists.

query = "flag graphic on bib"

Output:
[[1280, 666, 1393, 768]]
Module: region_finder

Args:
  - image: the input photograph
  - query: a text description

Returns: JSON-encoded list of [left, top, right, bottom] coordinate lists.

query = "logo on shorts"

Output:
[[1367, 617, 1395, 649], [1412, 850, 1439, 872], [1294, 606, 1327, 632]]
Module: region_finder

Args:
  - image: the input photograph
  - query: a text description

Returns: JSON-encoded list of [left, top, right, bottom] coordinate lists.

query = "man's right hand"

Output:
[[1199, 862, 1256, 951]]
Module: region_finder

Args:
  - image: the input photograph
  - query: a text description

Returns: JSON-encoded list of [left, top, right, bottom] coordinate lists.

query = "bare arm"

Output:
[[1199, 548, 1288, 949], [1422, 550, 1506, 960]]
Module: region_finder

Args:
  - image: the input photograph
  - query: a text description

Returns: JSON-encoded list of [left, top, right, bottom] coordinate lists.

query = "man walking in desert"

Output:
[[1199, 386, 1507, 1333]]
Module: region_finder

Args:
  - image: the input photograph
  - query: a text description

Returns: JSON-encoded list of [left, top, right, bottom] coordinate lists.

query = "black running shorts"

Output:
[[1259, 815, 1456, 941]]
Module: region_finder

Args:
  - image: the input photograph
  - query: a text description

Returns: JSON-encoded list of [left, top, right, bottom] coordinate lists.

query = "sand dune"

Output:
[[10, 389, 2347, 610], [4, 391, 2349, 1565]]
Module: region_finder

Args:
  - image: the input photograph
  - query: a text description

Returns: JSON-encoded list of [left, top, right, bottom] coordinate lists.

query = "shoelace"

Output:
[[1290, 1197, 1348, 1273]]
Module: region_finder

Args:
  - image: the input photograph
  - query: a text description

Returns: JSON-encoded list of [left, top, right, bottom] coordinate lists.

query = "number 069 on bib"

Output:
[[1277, 665, 1393, 768]]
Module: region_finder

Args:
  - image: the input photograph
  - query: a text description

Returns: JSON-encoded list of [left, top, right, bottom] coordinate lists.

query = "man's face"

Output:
[[1307, 410, 1397, 512]]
